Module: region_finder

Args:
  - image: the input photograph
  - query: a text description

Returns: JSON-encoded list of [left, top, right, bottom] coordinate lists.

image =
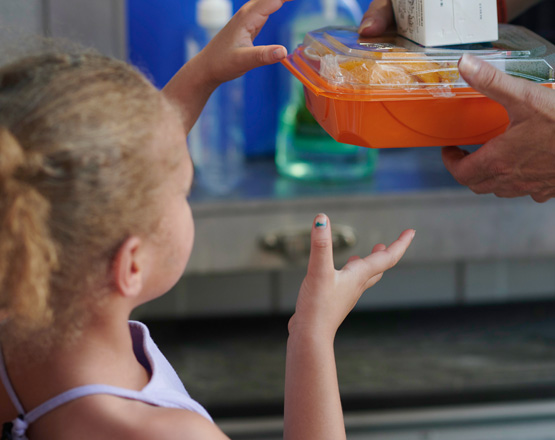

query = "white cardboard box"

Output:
[[392, 0, 499, 47]]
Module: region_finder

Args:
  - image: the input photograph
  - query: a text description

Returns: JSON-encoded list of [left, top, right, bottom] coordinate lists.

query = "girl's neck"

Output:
[[1, 315, 149, 414]]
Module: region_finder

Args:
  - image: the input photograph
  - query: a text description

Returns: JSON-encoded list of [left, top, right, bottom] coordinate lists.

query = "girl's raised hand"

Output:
[[198, 0, 292, 87], [289, 214, 415, 339], [163, 0, 292, 134]]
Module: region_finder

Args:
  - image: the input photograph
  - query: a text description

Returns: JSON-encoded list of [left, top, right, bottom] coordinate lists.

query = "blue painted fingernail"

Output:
[[315, 214, 327, 228]]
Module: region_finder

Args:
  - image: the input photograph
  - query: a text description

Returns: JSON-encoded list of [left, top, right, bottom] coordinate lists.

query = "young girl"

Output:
[[0, 0, 415, 438]]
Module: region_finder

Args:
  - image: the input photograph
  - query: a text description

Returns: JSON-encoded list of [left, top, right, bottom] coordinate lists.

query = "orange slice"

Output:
[[338, 57, 459, 86]]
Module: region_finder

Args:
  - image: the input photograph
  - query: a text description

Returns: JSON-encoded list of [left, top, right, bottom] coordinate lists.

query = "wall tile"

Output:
[[464, 258, 555, 303], [355, 263, 457, 310], [184, 272, 273, 317], [276, 268, 306, 313], [132, 276, 189, 319], [46, 0, 126, 59], [0, 0, 43, 59], [134, 272, 274, 319], [134, 258, 555, 320], [276, 263, 458, 314]]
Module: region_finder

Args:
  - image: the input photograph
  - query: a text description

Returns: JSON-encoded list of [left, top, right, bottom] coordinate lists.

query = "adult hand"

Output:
[[358, 0, 395, 37], [289, 214, 414, 340], [442, 54, 555, 202]]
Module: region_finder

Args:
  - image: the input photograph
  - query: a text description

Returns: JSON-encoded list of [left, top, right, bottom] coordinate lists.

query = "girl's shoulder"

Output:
[[118, 403, 229, 440], [32, 394, 229, 440]]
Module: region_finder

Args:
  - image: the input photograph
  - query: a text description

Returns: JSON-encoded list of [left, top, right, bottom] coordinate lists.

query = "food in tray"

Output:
[[280, 25, 555, 149], [337, 57, 459, 86]]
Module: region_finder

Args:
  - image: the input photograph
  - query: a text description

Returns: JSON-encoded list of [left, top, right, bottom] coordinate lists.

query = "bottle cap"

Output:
[[196, 0, 233, 30], [321, 0, 337, 21]]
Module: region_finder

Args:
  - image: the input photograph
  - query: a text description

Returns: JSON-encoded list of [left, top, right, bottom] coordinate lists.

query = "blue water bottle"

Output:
[[186, 0, 245, 195]]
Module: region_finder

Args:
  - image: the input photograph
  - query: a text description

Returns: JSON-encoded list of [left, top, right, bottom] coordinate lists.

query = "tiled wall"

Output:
[[465, 259, 555, 303], [133, 257, 555, 320], [0, 0, 126, 60], [0, 0, 43, 36]]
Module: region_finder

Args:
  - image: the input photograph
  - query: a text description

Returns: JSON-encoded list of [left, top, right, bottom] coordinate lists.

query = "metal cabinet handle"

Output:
[[260, 224, 357, 260]]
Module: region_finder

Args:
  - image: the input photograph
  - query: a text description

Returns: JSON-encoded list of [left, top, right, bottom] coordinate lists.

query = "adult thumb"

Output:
[[458, 53, 534, 111], [358, 0, 395, 37], [307, 213, 334, 276]]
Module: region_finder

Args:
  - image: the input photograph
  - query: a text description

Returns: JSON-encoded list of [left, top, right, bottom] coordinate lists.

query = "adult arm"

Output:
[[358, 0, 555, 202], [442, 54, 555, 202], [505, 0, 545, 21]]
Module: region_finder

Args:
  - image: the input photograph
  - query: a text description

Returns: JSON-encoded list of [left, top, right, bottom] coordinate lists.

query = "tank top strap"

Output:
[[0, 346, 25, 415], [24, 384, 163, 424], [3, 383, 169, 440], [1, 344, 164, 440]]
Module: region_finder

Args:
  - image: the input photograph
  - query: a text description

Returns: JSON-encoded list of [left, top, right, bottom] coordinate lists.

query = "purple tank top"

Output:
[[0, 321, 212, 440]]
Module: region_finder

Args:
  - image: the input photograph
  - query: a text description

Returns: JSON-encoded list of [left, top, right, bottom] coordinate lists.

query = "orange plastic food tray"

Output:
[[282, 48, 555, 149]]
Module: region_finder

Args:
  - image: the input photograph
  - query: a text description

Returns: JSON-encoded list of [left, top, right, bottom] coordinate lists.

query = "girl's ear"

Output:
[[112, 236, 144, 299]]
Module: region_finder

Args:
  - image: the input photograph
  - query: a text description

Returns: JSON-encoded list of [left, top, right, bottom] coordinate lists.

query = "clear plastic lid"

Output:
[[295, 24, 555, 96]]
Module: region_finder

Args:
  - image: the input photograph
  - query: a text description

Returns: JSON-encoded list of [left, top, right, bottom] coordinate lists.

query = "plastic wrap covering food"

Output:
[[319, 54, 459, 88], [301, 26, 555, 95]]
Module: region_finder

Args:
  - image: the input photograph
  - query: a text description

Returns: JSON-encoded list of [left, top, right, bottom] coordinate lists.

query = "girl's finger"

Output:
[[362, 272, 384, 291], [361, 229, 415, 273], [372, 243, 386, 253], [233, 45, 287, 74], [242, 0, 293, 18], [307, 214, 334, 277]]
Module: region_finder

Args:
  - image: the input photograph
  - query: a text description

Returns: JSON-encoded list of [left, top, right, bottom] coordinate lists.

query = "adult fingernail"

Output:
[[273, 47, 287, 60], [459, 54, 482, 76], [358, 17, 375, 33], [315, 213, 327, 229]]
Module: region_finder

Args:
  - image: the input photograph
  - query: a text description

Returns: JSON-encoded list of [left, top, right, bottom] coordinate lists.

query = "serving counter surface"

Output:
[[188, 147, 555, 274]]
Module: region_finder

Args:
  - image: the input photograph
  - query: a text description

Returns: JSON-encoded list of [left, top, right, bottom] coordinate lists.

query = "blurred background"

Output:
[[1, 0, 552, 159], [126, 0, 555, 158], [127, 0, 555, 157], [127, 0, 371, 158], [2, 1, 555, 438]]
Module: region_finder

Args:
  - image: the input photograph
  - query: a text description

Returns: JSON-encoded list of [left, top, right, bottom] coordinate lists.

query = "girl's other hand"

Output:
[[199, 0, 292, 87], [289, 214, 415, 340]]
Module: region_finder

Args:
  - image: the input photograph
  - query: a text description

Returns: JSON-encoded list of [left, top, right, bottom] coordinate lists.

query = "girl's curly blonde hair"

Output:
[[0, 49, 170, 353]]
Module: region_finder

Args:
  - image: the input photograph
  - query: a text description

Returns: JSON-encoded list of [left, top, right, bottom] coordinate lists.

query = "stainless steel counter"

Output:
[[188, 147, 555, 274]]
